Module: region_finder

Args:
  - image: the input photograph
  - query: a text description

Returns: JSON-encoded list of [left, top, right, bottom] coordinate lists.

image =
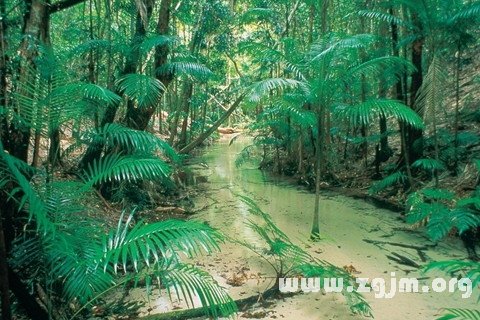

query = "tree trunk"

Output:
[[407, 13, 424, 163], [311, 0, 329, 240], [179, 94, 245, 154], [0, 206, 11, 320], [125, 0, 173, 131], [12, 0, 50, 162], [177, 82, 193, 148], [80, 1, 155, 170], [0, 0, 8, 149]]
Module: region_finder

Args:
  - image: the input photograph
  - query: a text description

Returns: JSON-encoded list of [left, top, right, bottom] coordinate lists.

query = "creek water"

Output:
[[135, 135, 478, 319]]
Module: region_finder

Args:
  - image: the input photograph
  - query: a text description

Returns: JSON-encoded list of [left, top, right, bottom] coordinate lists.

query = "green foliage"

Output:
[[156, 61, 214, 82], [116, 73, 166, 109], [436, 309, 480, 320], [339, 99, 424, 129], [92, 123, 179, 161], [83, 153, 172, 188], [369, 171, 407, 194], [4, 142, 235, 317], [406, 189, 480, 242], [103, 212, 222, 272], [412, 158, 446, 172], [246, 78, 308, 103]]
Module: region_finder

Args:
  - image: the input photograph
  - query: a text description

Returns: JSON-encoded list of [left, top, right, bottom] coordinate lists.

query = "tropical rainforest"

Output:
[[0, 0, 479, 319]]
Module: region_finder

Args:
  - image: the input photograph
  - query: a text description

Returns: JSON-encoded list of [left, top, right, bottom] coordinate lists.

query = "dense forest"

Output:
[[0, 0, 479, 319]]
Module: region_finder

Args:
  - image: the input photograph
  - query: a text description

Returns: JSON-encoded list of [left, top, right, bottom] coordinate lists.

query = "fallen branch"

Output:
[[386, 252, 421, 268], [139, 285, 279, 320], [363, 239, 432, 251]]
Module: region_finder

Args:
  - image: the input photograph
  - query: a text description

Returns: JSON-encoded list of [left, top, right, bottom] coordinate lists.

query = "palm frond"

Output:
[[347, 56, 416, 82], [340, 99, 424, 129], [436, 308, 480, 320], [140, 35, 177, 54], [369, 171, 407, 194], [412, 158, 445, 171], [83, 153, 171, 188], [356, 10, 413, 29], [103, 212, 223, 273], [415, 55, 448, 122], [246, 78, 308, 103], [309, 34, 376, 62], [449, 3, 480, 23], [156, 263, 237, 318], [0, 143, 55, 234], [94, 123, 179, 161], [156, 61, 213, 82], [116, 73, 166, 108]]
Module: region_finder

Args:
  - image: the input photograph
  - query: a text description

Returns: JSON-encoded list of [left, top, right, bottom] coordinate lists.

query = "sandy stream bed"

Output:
[[128, 136, 478, 320]]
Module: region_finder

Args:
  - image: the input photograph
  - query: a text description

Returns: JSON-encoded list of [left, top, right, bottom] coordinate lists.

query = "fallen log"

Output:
[[139, 285, 278, 320], [155, 206, 186, 215]]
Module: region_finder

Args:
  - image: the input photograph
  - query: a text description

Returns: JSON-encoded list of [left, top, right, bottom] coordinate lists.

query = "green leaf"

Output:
[[116, 73, 166, 108], [341, 99, 424, 129], [369, 171, 407, 194], [412, 158, 446, 171]]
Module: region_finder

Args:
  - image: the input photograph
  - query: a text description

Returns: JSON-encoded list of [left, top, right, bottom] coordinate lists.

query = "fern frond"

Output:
[[421, 188, 455, 201], [451, 209, 480, 235], [426, 208, 454, 241], [406, 202, 448, 225], [424, 260, 480, 289]]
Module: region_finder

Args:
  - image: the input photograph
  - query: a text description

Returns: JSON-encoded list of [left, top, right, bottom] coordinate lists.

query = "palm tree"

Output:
[[243, 33, 423, 239], [0, 139, 237, 319]]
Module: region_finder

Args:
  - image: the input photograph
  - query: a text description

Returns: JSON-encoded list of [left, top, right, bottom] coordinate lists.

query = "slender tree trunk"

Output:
[[0, 205, 11, 320], [311, 0, 329, 240], [179, 94, 245, 154], [407, 13, 424, 163], [124, 0, 173, 131], [12, 0, 50, 162], [80, 1, 155, 170], [0, 0, 9, 149], [177, 82, 193, 148], [453, 46, 461, 173]]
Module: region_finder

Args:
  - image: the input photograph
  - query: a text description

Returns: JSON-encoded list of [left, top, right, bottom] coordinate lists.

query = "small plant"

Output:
[[406, 188, 480, 242], [235, 195, 373, 317]]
